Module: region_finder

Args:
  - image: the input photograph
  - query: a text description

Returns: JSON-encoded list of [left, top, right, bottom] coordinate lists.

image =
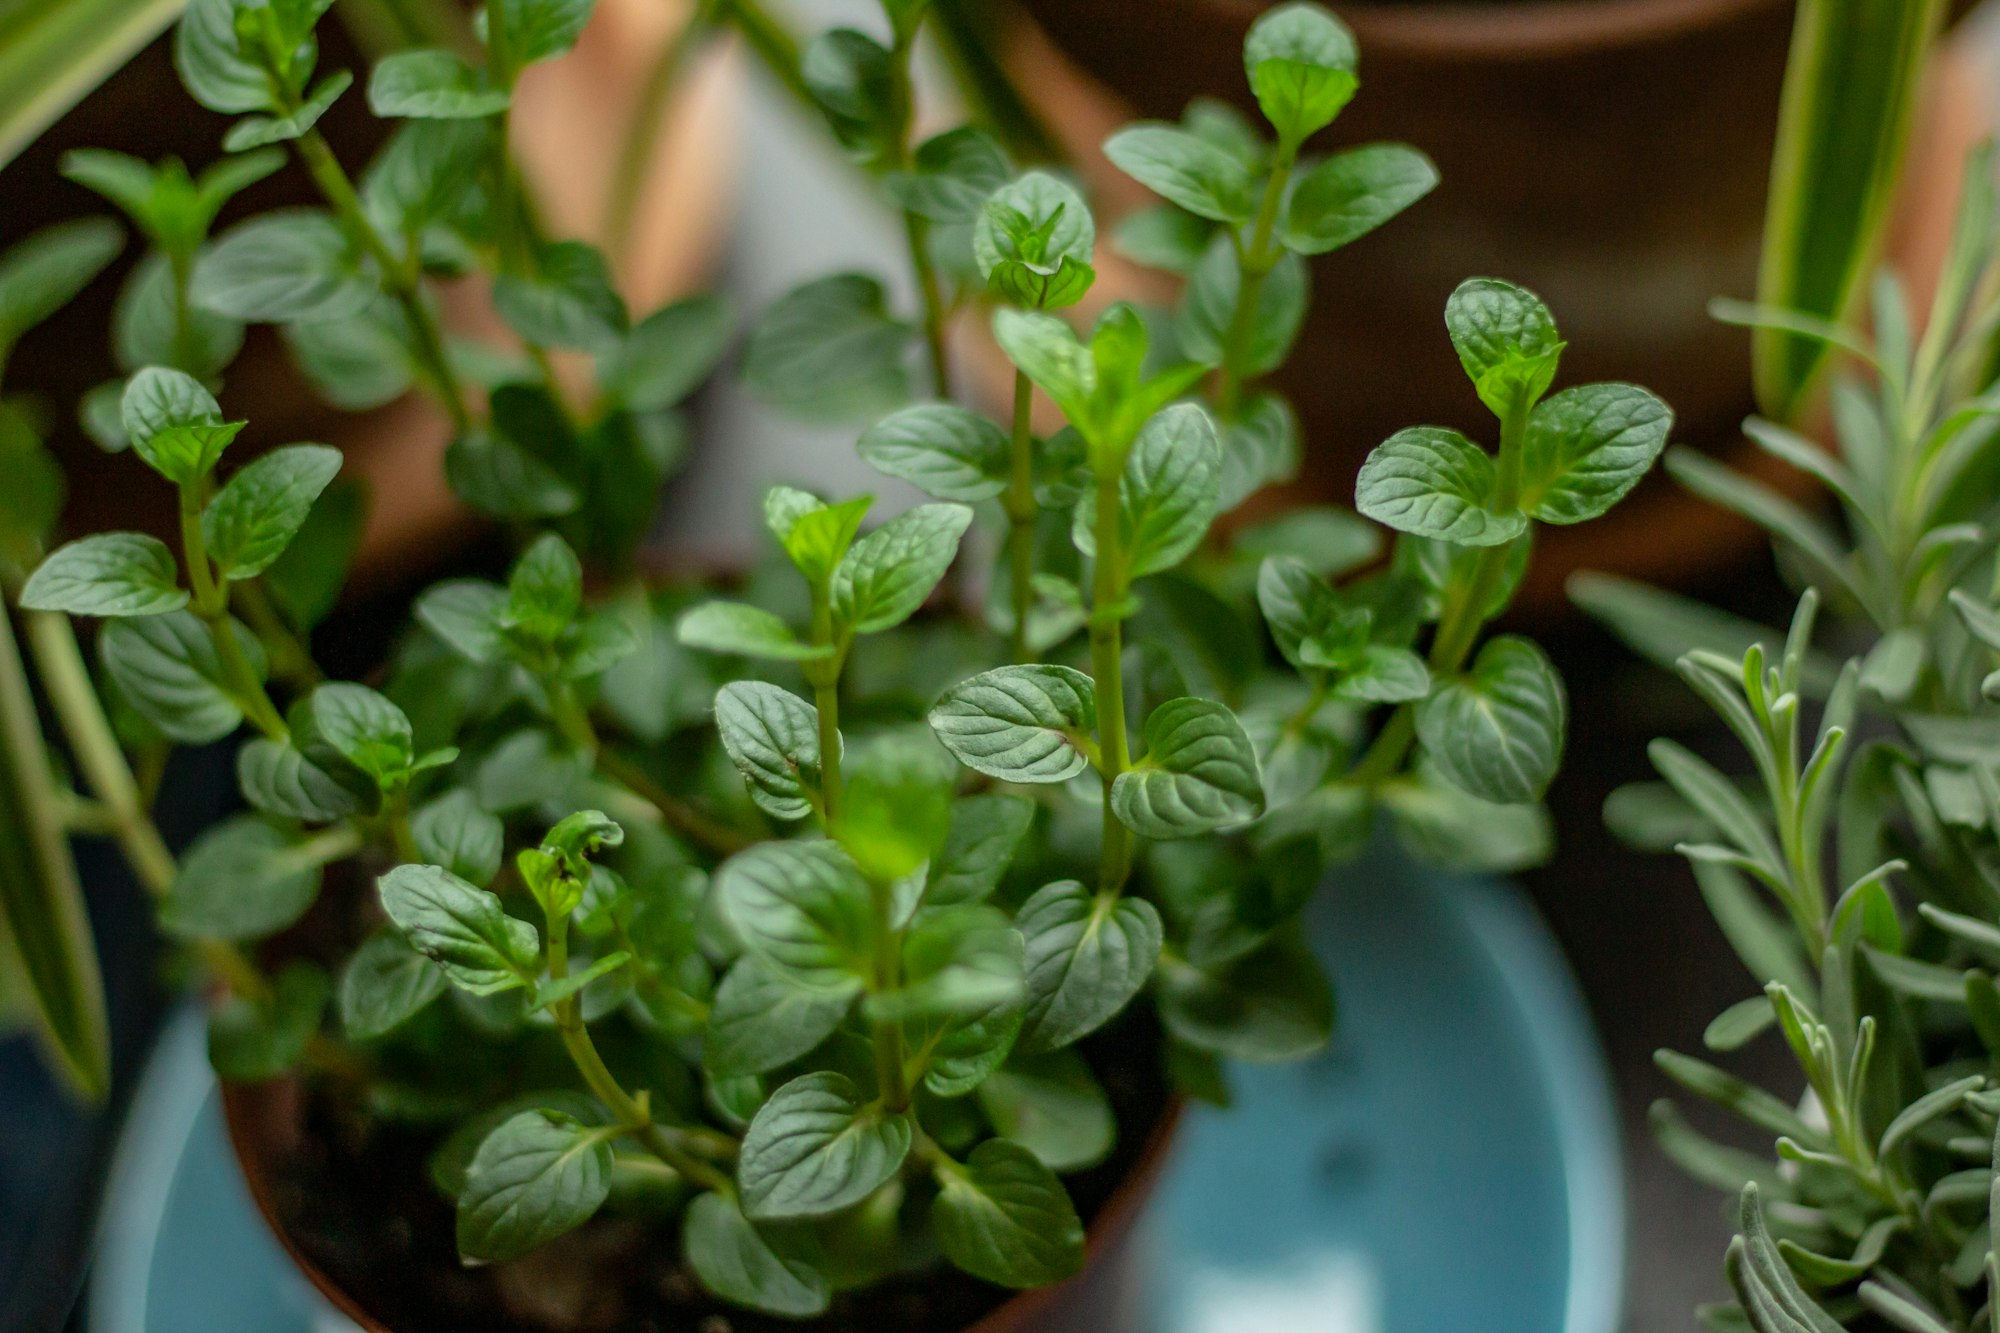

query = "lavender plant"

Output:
[[1581, 143, 2000, 1332], [0, 0, 1670, 1320]]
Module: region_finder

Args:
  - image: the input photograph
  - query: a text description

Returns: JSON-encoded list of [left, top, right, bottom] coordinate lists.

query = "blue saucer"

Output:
[[90, 849, 1622, 1333]]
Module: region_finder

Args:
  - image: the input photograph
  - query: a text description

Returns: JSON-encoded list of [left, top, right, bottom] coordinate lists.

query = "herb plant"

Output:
[[0, 0, 1671, 1321], [1580, 143, 2000, 1331]]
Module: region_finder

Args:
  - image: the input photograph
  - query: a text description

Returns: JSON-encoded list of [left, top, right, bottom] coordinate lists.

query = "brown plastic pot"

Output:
[[1, 0, 736, 597], [221, 1073, 1182, 1333], [986, 0, 1991, 608]]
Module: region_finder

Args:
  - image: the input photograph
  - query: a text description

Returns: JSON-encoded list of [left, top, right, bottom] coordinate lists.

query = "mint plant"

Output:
[[1580, 145, 2000, 1331], [0, 0, 1672, 1322]]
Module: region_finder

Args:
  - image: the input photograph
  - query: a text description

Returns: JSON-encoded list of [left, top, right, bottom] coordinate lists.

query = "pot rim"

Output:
[[220, 1072, 1186, 1333], [1050, 0, 1791, 60]]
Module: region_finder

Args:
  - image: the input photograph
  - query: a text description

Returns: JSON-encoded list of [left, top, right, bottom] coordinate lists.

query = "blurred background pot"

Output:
[[0, 0, 737, 595], [991, 0, 1992, 608]]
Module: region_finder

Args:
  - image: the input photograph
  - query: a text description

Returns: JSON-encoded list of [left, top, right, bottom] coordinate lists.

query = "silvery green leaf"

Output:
[[925, 793, 1034, 907], [742, 274, 911, 423], [1112, 698, 1265, 838], [975, 1049, 1113, 1171], [1102, 124, 1255, 224], [175, 0, 280, 115], [193, 210, 374, 324], [1519, 382, 1673, 524], [683, 1191, 830, 1317], [929, 665, 1097, 784], [933, 1140, 1085, 1287], [1416, 635, 1566, 804], [1281, 143, 1439, 255], [20, 533, 187, 617], [203, 444, 343, 579], [1157, 933, 1333, 1061], [739, 1071, 913, 1220], [712, 840, 873, 994], [833, 503, 974, 635], [714, 680, 823, 820], [100, 611, 255, 743], [377, 863, 539, 995], [1443, 277, 1563, 415], [1382, 767, 1552, 872], [1724, 1185, 1846, 1333], [677, 601, 831, 662], [857, 403, 1010, 502], [1354, 426, 1524, 546], [339, 929, 447, 1041], [367, 49, 511, 118], [1015, 879, 1162, 1052], [1177, 236, 1306, 378], [456, 1109, 611, 1263], [236, 737, 374, 820], [704, 956, 852, 1078], [162, 816, 324, 941], [1243, 2, 1357, 141]]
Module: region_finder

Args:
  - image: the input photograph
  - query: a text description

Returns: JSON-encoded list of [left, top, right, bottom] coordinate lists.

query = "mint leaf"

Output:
[[1015, 879, 1162, 1052], [1443, 277, 1563, 416], [858, 403, 1010, 502], [974, 171, 1096, 310], [1281, 143, 1438, 256], [311, 682, 415, 787], [494, 0, 598, 67], [208, 962, 329, 1081], [934, 1140, 1085, 1287], [1073, 403, 1223, 578], [174, 0, 277, 115], [712, 840, 873, 994], [1243, 2, 1358, 142], [368, 49, 510, 118], [193, 210, 374, 324], [1178, 237, 1306, 377], [888, 127, 1012, 223], [833, 503, 974, 635], [162, 816, 324, 940], [975, 1049, 1113, 1171], [339, 929, 447, 1041], [445, 428, 582, 520], [714, 680, 824, 820], [1415, 635, 1567, 804], [768, 489, 871, 585], [1158, 932, 1333, 1061], [100, 612, 257, 744], [416, 579, 508, 662], [991, 309, 1094, 425], [1111, 698, 1265, 837], [742, 274, 910, 422], [493, 241, 628, 351], [20, 533, 187, 617], [704, 956, 853, 1078], [224, 70, 352, 151], [236, 737, 374, 820], [929, 665, 1097, 784], [677, 601, 831, 662], [202, 444, 342, 579], [1354, 426, 1525, 546], [597, 294, 732, 411], [0, 218, 122, 349], [739, 1071, 913, 1220], [456, 1109, 612, 1263], [683, 1191, 830, 1317], [1519, 382, 1673, 524], [119, 367, 237, 483], [1103, 125, 1254, 224], [377, 863, 539, 995], [500, 532, 582, 643], [925, 793, 1034, 908]]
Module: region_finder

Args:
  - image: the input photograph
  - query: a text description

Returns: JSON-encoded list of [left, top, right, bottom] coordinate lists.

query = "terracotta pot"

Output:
[[0, 0, 737, 596], [221, 1074, 1183, 1333], [986, 0, 1992, 608]]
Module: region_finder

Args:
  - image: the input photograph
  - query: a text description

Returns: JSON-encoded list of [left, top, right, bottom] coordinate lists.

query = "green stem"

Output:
[[19, 609, 270, 1003], [602, 5, 712, 264], [808, 585, 844, 821], [167, 248, 199, 377], [867, 870, 909, 1112], [178, 482, 288, 741], [548, 681, 752, 855], [714, 0, 813, 117], [554, 995, 735, 1193], [904, 212, 951, 398], [1004, 369, 1036, 663], [230, 581, 321, 688], [1213, 139, 1297, 418], [293, 130, 471, 431], [1088, 465, 1133, 896]]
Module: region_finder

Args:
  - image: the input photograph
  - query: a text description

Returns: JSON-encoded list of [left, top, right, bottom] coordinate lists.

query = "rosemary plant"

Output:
[[0, 0, 1671, 1320], [1581, 142, 2000, 1332]]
